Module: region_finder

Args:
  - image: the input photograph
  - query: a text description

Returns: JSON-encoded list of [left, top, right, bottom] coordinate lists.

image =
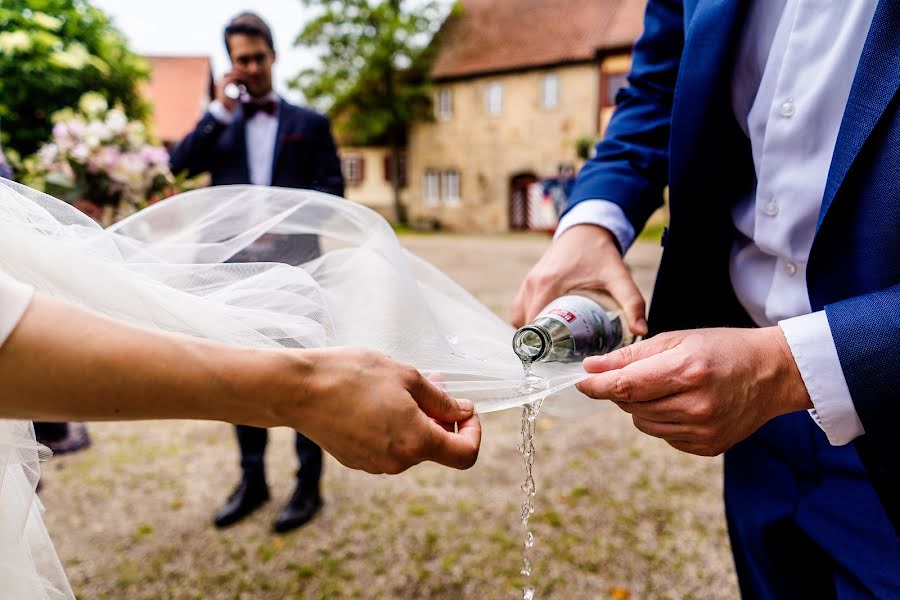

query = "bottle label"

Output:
[[538, 295, 613, 356]]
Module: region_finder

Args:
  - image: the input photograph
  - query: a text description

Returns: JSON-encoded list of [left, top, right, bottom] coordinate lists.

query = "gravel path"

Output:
[[40, 233, 738, 599]]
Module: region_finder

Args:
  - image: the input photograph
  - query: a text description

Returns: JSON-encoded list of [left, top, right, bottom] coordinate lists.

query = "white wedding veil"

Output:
[[0, 178, 595, 598], [0, 178, 591, 411]]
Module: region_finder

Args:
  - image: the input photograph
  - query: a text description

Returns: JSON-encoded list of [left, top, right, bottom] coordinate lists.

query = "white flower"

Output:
[[0, 31, 32, 56], [109, 152, 146, 189], [38, 144, 59, 167], [86, 120, 112, 145], [78, 92, 108, 118], [126, 123, 147, 148], [50, 42, 91, 70], [70, 143, 91, 164], [52, 122, 69, 141], [105, 109, 128, 135], [31, 12, 63, 31]]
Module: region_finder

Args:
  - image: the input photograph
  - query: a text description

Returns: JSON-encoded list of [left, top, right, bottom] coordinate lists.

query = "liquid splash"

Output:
[[517, 361, 547, 599]]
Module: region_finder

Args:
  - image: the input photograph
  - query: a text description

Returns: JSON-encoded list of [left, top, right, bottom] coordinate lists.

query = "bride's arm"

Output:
[[0, 294, 481, 474]]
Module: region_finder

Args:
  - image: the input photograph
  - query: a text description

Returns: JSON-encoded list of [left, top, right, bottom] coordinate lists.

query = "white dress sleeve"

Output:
[[0, 271, 33, 348]]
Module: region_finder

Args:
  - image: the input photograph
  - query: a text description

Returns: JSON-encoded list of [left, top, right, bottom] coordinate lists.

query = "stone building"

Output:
[[405, 0, 646, 232]]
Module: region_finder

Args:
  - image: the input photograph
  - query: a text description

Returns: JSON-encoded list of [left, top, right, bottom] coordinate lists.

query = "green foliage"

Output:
[[292, 0, 453, 222], [291, 0, 450, 146], [0, 0, 150, 159], [575, 135, 598, 161]]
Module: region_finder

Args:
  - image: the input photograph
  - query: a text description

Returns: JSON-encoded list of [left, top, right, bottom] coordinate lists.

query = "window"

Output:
[[383, 153, 408, 188], [342, 154, 365, 186], [443, 170, 461, 204], [437, 88, 453, 119], [424, 170, 440, 205], [540, 74, 560, 109], [603, 72, 629, 107], [486, 82, 503, 115]]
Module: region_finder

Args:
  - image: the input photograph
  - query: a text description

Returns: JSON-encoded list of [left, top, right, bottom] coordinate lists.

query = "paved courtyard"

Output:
[[41, 233, 738, 599]]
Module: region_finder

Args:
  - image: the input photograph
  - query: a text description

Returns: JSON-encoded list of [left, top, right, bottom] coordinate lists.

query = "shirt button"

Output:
[[784, 261, 798, 276], [780, 99, 796, 118], [763, 201, 779, 216]]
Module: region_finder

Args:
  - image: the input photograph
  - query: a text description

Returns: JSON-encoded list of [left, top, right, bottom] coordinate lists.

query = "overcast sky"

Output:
[[92, 0, 320, 103]]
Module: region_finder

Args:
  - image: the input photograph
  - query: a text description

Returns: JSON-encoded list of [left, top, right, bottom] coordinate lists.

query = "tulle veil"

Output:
[[0, 178, 595, 597]]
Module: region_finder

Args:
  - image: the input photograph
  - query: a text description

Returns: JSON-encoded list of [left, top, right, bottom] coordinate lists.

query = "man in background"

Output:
[[170, 12, 344, 534]]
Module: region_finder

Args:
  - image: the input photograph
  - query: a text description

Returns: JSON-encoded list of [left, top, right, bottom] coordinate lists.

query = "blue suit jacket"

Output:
[[169, 99, 344, 196], [565, 0, 900, 525]]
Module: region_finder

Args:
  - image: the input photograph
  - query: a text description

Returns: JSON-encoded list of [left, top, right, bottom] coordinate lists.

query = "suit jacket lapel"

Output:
[[669, 0, 748, 177], [233, 110, 251, 183], [271, 99, 290, 181], [819, 0, 900, 231]]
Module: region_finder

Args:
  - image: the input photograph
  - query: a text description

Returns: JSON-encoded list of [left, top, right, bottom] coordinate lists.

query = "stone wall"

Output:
[[406, 55, 631, 232]]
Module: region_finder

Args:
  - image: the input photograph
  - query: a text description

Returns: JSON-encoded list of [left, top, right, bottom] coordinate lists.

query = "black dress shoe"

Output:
[[273, 485, 322, 533], [213, 474, 270, 528], [39, 423, 92, 455]]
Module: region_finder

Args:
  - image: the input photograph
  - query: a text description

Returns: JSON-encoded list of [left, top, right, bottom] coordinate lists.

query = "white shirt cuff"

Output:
[[779, 311, 865, 446], [208, 100, 236, 124], [0, 272, 34, 348], [554, 199, 636, 252]]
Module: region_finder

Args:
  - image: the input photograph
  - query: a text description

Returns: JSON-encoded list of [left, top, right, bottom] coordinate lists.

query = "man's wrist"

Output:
[[765, 326, 814, 416], [558, 223, 620, 250], [208, 100, 236, 125]]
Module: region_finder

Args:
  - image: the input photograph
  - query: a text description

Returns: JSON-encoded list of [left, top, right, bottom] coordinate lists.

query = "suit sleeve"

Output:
[[564, 0, 684, 234], [168, 112, 227, 178], [825, 283, 900, 517], [310, 116, 345, 197]]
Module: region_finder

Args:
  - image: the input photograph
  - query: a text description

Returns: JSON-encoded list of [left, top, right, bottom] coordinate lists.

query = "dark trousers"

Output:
[[34, 422, 70, 442], [724, 411, 900, 599], [235, 425, 323, 490]]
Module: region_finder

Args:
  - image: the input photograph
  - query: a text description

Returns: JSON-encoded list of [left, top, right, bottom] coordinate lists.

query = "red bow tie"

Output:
[[242, 100, 277, 118]]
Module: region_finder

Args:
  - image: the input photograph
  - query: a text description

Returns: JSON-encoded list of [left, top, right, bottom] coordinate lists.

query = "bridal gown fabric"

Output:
[[0, 178, 596, 597]]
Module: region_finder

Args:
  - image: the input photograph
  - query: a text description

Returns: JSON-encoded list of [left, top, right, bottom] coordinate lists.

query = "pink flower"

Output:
[[88, 146, 121, 174], [70, 143, 91, 164], [52, 122, 69, 140]]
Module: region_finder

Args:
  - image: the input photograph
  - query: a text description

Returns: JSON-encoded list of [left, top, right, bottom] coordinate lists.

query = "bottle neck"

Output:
[[512, 325, 552, 363]]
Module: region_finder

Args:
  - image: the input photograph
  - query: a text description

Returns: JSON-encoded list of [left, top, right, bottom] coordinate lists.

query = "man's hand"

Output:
[[270, 348, 481, 475], [511, 224, 648, 336], [214, 71, 244, 113], [576, 327, 813, 456]]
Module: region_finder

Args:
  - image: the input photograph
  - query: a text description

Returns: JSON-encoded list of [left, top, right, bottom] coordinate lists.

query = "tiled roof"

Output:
[[431, 0, 646, 80], [142, 55, 214, 143]]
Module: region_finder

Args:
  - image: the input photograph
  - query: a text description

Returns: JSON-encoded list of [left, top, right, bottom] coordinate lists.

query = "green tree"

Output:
[[0, 0, 150, 160], [292, 0, 454, 224]]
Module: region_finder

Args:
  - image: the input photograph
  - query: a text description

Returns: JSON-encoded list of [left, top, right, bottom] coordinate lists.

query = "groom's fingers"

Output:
[[422, 414, 481, 470]]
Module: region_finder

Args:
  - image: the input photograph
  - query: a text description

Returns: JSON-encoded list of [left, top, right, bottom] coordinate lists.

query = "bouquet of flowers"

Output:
[[20, 92, 175, 225]]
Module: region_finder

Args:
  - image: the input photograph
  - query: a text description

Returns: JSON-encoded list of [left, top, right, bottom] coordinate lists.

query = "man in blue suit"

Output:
[[170, 12, 344, 534], [514, 0, 899, 596]]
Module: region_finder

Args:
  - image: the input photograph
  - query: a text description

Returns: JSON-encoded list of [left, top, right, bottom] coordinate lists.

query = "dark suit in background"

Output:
[[171, 97, 344, 531]]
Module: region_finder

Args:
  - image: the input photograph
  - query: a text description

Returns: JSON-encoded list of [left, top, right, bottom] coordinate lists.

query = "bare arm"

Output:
[[0, 294, 481, 474]]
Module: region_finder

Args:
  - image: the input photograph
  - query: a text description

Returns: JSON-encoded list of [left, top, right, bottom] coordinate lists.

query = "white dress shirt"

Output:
[[208, 91, 280, 186], [556, 0, 878, 445], [0, 270, 33, 349]]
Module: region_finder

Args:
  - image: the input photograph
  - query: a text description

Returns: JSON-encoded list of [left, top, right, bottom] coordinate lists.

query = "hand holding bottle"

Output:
[[511, 224, 648, 337]]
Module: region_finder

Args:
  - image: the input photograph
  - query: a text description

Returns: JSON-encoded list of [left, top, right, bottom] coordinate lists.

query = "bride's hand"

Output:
[[257, 348, 482, 475]]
